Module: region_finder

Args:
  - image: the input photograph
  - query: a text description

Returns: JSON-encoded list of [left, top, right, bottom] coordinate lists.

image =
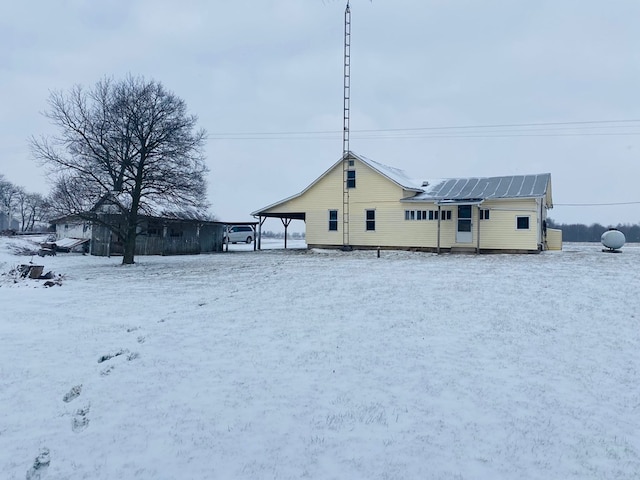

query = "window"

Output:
[[480, 209, 490, 220], [348, 159, 355, 167], [329, 210, 338, 231], [516, 216, 530, 230], [366, 210, 375, 231], [405, 209, 449, 221], [147, 222, 162, 237], [347, 170, 356, 188]]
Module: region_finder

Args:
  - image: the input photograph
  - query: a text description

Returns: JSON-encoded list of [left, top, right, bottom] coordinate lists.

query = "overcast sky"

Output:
[[2, 0, 640, 230]]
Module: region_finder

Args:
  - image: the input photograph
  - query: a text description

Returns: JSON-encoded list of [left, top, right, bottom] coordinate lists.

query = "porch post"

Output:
[[437, 205, 441, 254], [476, 206, 481, 254], [281, 218, 292, 249]]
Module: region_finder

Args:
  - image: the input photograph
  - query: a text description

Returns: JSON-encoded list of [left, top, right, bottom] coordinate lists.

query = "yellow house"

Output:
[[252, 152, 561, 253]]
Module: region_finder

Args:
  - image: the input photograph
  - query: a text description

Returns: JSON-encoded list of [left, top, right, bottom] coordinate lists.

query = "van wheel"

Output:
[[246, 236, 252, 244]]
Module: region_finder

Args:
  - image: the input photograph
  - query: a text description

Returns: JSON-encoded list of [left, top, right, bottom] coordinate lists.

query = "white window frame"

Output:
[[516, 215, 530, 230], [365, 209, 376, 231], [328, 209, 338, 231]]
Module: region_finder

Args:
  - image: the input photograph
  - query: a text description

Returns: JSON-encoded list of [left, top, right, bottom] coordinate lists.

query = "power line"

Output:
[[207, 131, 640, 141], [206, 118, 640, 140], [556, 201, 640, 207]]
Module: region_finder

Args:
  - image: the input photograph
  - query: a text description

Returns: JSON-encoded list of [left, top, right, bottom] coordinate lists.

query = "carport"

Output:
[[222, 221, 259, 251], [253, 212, 306, 250]]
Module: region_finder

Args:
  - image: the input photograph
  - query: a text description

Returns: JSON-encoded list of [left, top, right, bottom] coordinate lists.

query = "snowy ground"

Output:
[[1, 236, 639, 480]]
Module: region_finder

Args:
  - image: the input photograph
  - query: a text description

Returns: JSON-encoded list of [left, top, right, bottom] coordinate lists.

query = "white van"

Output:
[[224, 225, 254, 244]]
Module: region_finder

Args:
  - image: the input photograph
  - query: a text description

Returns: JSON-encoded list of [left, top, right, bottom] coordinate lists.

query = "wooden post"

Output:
[[281, 218, 292, 249], [258, 216, 264, 250], [253, 225, 257, 251], [476, 206, 481, 254]]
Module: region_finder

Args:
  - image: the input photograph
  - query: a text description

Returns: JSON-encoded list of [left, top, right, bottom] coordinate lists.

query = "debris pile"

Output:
[[3, 263, 64, 287]]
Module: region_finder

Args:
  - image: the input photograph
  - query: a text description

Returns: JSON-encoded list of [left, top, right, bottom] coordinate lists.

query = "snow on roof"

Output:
[[95, 193, 215, 222], [351, 152, 424, 191], [405, 173, 551, 202]]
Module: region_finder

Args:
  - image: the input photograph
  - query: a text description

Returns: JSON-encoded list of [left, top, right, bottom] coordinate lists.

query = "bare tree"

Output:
[[31, 75, 209, 264], [0, 174, 20, 232], [15, 189, 50, 232]]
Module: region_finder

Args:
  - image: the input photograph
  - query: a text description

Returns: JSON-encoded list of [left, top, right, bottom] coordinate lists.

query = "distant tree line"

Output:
[[0, 174, 51, 232], [547, 218, 640, 242], [261, 230, 305, 239]]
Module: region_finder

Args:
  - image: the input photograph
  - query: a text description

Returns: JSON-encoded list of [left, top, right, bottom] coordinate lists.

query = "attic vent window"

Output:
[[348, 159, 355, 167]]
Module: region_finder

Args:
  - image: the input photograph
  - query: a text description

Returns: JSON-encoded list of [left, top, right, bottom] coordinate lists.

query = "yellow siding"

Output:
[[547, 228, 562, 250], [261, 159, 550, 252], [263, 162, 344, 246], [477, 199, 541, 251]]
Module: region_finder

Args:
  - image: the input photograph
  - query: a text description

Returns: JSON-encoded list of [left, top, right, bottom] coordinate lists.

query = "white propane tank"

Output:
[[601, 229, 625, 250]]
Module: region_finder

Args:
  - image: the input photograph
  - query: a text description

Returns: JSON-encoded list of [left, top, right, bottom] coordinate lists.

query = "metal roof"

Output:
[[405, 173, 551, 202], [354, 153, 423, 191]]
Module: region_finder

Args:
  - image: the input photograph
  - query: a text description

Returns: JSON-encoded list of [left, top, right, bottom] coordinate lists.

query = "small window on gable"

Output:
[[348, 159, 355, 167], [347, 170, 356, 188], [480, 209, 490, 220], [516, 216, 530, 230], [366, 209, 375, 231], [329, 210, 338, 231]]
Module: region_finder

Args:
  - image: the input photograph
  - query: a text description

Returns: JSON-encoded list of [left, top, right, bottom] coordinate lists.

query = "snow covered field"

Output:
[[1, 236, 639, 479]]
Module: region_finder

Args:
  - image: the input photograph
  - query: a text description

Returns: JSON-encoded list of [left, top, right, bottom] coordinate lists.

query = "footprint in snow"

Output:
[[26, 448, 50, 480], [72, 404, 90, 433], [62, 384, 82, 403], [97, 349, 127, 363]]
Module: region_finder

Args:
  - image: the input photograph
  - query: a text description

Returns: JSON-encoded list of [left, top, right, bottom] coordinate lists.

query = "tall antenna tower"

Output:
[[342, 1, 352, 249]]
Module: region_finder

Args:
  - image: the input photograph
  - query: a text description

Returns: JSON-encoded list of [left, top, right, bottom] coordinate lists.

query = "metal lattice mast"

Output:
[[342, 1, 351, 248]]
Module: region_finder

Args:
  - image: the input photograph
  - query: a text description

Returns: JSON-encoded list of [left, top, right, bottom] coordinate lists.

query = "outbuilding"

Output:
[[52, 213, 225, 256]]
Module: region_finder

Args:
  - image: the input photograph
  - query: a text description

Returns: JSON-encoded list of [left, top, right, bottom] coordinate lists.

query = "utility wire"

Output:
[[555, 201, 640, 207], [207, 119, 640, 140]]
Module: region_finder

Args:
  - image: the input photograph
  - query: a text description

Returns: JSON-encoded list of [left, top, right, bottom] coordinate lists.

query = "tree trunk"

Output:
[[122, 220, 137, 264]]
